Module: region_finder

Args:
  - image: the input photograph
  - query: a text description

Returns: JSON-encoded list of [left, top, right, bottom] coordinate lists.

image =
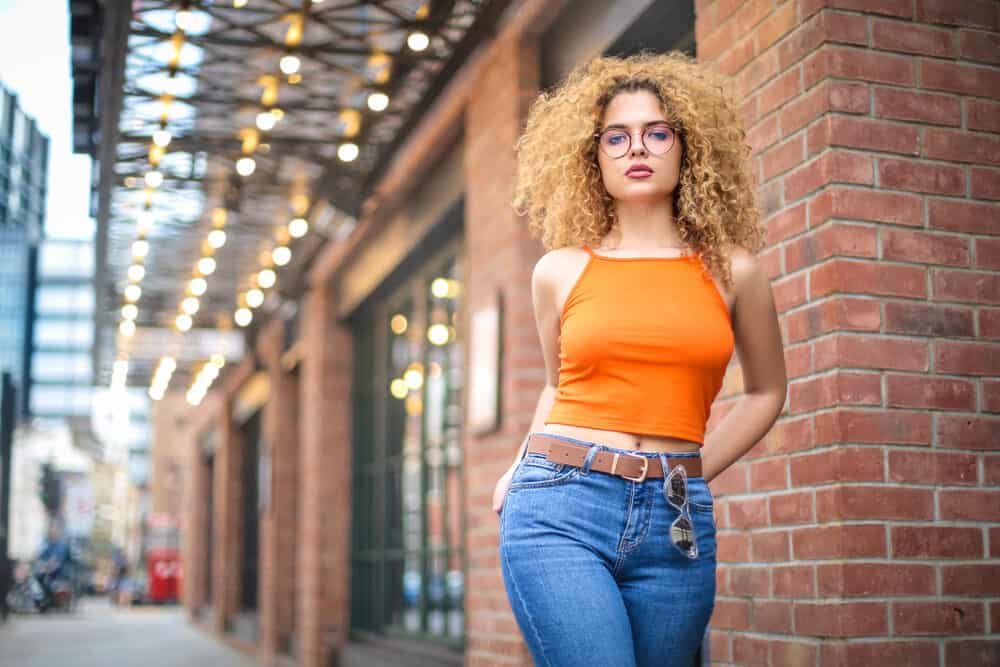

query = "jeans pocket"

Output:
[[687, 477, 715, 514], [508, 452, 580, 490]]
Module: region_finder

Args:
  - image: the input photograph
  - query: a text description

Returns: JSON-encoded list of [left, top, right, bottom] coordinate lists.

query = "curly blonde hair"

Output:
[[513, 51, 763, 288]]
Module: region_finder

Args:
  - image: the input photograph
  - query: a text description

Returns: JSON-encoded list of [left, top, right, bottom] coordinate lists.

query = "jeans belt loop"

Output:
[[581, 445, 600, 475]]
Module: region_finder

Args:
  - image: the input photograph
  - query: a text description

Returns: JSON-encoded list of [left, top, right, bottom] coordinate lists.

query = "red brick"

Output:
[[960, 29, 1000, 65], [886, 374, 977, 410], [821, 641, 939, 667], [770, 640, 817, 667], [936, 340, 1000, 375], [790, 446, 883, 486], [765, 201, 806, 244], [717, 530, 750, 562], [761, 134, 805, 182], [786, 223, 878, 273], [811, 259, 925, 299], [709, 629, 731, 663], [773, 273, 807, 312], [893, 525, 984, 559], [818, 562, 936, 597], [933, 270, 1000, 306], [749, 456, 787, 491], [819, 0, 913, 19], [772, 564, 815, 598], [884, 302, 975, 338], [759, 67, 803, 118], [718, 34, 756, 76], [809, 187, 923, 227], [894, 600, 985, 635], [788, 367, 882, 411], [942, 565, 1000, 597], [778, 82, 834, 136], [940, 489, 1000, 521], [946, 640, 1000, 667], [804, 46, 915, 89], [793, 524, 886, 560], [968, 99, 1000, 134], [752, 599, 792, 633], [814, 336, 929, 373], [731, 634, 768, 665], [971, 167, 1000, 200], [795, 601, 888, 638], [985, 379, 1000, 412], [882, 228, 970, 266], [977, 238, 1000, 270], [993, 527, 1000, 557], [987, 455, 1000, 483], [778, 9, 868, 70], [728, 565, 769, 596], [747, 112, 781, 154], [817, 485, 934, 521], [879, 158, 966, 196], [816, 408, 932, 447], [769, 490, 814, 526], [785, 343, 812, 379], [888, 449, 979, 485], [921, 59, 1000, 99], [728, 496, 768, 529], [925, 128, 1000, 167], [915, 0, 999, 30], [711, 598, 750, 631], [785, 151, 873, 202], [756, 0, 798, 53], [871, 18, 957, 57], [807, 115, 920, 156], [752, 530, 790, 562], [873, 87, 961, 127], [937, 414, 1000, 450], [929, 198, 1000, 234]]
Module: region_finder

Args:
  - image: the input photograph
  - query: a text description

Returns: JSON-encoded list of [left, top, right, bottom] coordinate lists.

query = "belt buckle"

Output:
[[611, 452, 649, 483]]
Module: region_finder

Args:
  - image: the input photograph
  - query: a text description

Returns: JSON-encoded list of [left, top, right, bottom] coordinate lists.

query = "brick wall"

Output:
[[697, 1, 999, 664]]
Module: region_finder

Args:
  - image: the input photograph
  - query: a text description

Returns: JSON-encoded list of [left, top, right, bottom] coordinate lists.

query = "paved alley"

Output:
[[0, 597, 261, 667]]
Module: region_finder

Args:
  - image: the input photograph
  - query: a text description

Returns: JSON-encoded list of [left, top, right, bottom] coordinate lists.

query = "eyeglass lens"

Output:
[[599, 124, 675, 158]]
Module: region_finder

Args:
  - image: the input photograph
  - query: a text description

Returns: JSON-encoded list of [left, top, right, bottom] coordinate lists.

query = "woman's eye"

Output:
[[607, 133, 626, 145]]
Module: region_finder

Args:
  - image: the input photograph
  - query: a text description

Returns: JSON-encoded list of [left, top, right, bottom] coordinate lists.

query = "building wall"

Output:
[[695, 1, 1000, 665], [180, 2, 1000, 666]]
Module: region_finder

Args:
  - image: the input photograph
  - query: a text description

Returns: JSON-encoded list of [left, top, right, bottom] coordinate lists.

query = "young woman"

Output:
[[493, 52, 787, 666]]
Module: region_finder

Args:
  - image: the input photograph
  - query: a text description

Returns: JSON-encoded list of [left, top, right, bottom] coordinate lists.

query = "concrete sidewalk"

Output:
[[0, 597, 261, 667]]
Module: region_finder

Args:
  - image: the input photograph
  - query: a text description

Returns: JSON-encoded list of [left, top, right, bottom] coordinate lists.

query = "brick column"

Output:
[[463, 35, 543, 663], [256, 319, 300, 661], [297, 283, 352, 667], [697, 1, 999, 664], [213, 397, 245, 634]]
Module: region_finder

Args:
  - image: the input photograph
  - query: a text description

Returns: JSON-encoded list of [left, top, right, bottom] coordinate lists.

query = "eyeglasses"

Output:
[[664, 464, 698, 559], [595, 123, 677, 159]]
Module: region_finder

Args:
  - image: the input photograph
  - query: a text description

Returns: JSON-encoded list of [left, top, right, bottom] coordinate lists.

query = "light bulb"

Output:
[[176, 313, 193, 332], [272, 246, 291, 266], [210, 354, 226, 368], [119, 320, 136, 337], [288, 217, 308, 238], [407, 31, 430, 51], [197, 257, 216, 275], [153, 129, 172, 147], [124, 284, 141, 302], [234, 307, 253, 327], [145, 170, 164, 188], [175, 9, 196, 32], [182, 296, 200, 315], [279, 54, 301, 75], [207, 229, 227, 248], [132, 239, 150, 258], [367, 92, 389, 112], [338, 142, 359, 162], [189, 277, 207, 296], [121, 304, 138, 320], [257, 268, 276, 289], [246, 288, 264, 308], [256, 111, 277, 131], [128, 264, 145, 282], [236, 157, 256, 176]]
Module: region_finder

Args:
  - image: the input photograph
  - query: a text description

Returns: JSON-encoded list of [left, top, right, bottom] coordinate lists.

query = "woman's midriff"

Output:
[[543, 422, 702, 453]]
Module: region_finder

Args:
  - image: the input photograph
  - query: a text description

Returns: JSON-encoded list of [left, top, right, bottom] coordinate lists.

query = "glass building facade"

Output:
[[0, 83, 48, 417]]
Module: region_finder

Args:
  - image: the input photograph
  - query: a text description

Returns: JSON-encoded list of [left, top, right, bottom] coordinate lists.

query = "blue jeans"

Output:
[[499, 433, 716, 667]]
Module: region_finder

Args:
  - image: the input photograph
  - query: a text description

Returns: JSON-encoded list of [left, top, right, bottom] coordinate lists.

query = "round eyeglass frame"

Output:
[[594, 124, 678, 159]]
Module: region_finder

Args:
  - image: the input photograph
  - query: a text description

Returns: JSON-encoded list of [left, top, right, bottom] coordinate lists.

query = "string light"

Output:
[[338, 143, 359, 162], [132, 239, 150, 258], [181, 296, 200, 315], [145, 170, 164, 188], [407, 32, 430, 51], [236, 157, 256, 176], [207, 229, 227, 248], [128, 264, 146, 282], [197, 257, 216, 276], [189, 277, 207, 296], [119, 320, 136, 337], [234, 307, 253, 327], [246, 288, 264, 308], [367, 92, 389, 112], [288, 217, 308, 238], [257, 268, 276, 288], [255, 111, 277, 131], [279, 54, 301, 75], [124, 284, 141, 302], [176, 313, 193, 332], [152, 129, 172, 147], [272, 246, 291, 266]]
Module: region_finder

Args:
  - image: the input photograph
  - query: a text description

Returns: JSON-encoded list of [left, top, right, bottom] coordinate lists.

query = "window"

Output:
[[32, 352, 92, 382], [351, 236, 465, 652], [36, 286, 94, 314], [34, 319, 94, 348], [39, 241, 94, 277]]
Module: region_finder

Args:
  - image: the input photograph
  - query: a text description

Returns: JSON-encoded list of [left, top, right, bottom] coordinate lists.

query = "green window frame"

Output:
[[350, 235, 466, 654]]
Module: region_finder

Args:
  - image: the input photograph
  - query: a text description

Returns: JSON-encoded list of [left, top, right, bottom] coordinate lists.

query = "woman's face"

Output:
[[596, 90, 682, 204]]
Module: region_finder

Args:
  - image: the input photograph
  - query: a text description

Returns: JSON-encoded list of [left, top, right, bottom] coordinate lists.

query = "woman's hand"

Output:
[[492, 466, 516, 514]]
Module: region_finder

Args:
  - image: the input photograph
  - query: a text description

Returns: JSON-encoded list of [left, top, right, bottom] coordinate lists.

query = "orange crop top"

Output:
[[545, 246, 734, 445]]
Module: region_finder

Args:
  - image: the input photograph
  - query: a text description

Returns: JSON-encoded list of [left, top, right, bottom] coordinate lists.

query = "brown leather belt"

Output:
[[525, 433, 702, 482]]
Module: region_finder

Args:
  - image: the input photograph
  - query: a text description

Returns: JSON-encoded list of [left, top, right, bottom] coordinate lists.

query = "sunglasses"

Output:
[[664, 464, 698, 559]]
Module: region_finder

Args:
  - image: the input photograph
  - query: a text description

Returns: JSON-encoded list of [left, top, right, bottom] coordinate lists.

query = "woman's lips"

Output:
[[626, 168, 653, 179]]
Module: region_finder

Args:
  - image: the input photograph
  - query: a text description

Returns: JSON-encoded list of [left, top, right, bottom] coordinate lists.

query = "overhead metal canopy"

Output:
[[70, 0, 508, 393]]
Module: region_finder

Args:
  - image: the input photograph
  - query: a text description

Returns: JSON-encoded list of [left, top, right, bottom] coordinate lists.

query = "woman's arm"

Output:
[[701, 248, 788, 483]]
